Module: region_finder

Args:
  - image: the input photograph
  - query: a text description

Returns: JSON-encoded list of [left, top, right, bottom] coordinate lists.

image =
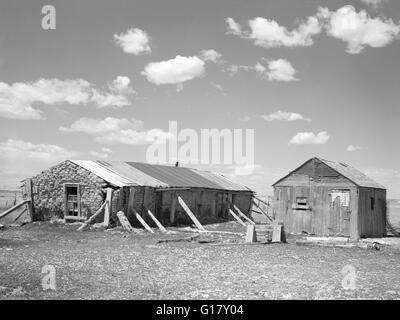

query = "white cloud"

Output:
[[142, 55, 205, 85], [360, 0, 386, 8], [108, 76, 133, 92], [226, 15, 322, 48], [262, 110, 311, 122], [0, 78, 91, 120], [226, 6, 399, 54], [211, 82, 227, 96], [114, 28, 151, 55], [199, 49, 223, 63], [347, 145, 365, 151], [0, 76, 135, 120], [95, 128, 173, 145], [228, 59, 298, 82], [0, 139, 77, 162], [90, 76, 135, 108], [60, 117, 143, 135], [226, 18, 243, 36], [264, 59, 298, 81], [225, 64, 253, 76], [249, 16, 322, 48], [60, 117, 172, 145], [289, 131, 330, 145], [319, 5, 400, 54], [90, 91, 131, 108]]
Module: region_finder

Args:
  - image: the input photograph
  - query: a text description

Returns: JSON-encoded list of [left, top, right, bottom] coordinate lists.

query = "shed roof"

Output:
[[318, 158, 386, 189], [70, 160, 252, 192], [272, 157, 386, 189]]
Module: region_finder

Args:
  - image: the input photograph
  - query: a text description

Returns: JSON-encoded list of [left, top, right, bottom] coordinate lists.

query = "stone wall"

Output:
[[31, 160, 108, 221]]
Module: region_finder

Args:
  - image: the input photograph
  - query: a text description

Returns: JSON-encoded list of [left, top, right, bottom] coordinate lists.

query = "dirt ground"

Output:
[[1, 221, 400, 300]]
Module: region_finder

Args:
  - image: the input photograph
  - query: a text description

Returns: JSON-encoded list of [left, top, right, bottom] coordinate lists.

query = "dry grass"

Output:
[[1, 221, 400, 300]]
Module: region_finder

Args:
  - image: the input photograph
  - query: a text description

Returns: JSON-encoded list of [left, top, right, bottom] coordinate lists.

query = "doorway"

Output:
[[64, 184, 81, 218], [329, 189, 351, 237]]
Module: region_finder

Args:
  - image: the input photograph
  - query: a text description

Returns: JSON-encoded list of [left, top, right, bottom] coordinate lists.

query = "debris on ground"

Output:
[[1, 222, 400, 299], [157, 234, 200, 243]]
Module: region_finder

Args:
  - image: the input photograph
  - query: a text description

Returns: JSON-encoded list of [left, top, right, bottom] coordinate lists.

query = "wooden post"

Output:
[[135, 211, 154, 233], [147, 209, 167, 233], [177, 196, 205, 231], [245, 224, 257, 243], [78, 201, 106, 231], [170, 191, 176, 223], [127, 188, 135, 222], [271, 224, 282, 243], [228, 209, 247, 226], [103, 188, 113, 227], [25, 179, 34, 221], [233, 204, 255, 225], [117, 211, 134, 232]]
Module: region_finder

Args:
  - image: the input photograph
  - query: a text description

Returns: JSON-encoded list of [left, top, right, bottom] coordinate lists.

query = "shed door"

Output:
[[329, 190, 351, 237], [64, 184, 81, 218]]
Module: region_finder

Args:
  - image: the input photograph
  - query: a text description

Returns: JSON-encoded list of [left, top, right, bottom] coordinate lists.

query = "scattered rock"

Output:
[[0, 224, 4, 230]]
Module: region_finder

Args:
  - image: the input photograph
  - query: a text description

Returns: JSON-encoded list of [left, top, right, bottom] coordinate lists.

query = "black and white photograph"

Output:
[[0, 0, 400, 307]]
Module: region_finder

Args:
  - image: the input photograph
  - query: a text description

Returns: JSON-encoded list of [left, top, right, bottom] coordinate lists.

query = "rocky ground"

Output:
[[0, 221, 400, 300]]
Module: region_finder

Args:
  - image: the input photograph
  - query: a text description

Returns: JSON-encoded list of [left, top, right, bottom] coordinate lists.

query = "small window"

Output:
[[370, 197, 375, 210], [296, 197, 308, 206], [294, 197, 309, 210], [331, 189, 350, 207]]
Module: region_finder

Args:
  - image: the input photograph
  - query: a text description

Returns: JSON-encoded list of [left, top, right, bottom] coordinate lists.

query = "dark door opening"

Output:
[[65, 184, 80, 218]]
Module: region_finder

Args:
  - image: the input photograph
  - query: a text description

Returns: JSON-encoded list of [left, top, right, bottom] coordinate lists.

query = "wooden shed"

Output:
[[27, 160, 254, 227], [272, 157, 387, 240]]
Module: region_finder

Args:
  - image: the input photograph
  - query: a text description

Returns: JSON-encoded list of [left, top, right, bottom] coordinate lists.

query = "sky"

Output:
[[0, 0, 399, 197]]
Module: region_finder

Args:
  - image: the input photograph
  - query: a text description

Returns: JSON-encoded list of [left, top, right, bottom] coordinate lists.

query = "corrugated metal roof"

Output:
[[96, 161, 168, 188], [193, 169, 252, 192], [126, 162, 224, 189], [70, 160, 252, 191], [318, 158, 386, 189], [70, 160, 134, 187]]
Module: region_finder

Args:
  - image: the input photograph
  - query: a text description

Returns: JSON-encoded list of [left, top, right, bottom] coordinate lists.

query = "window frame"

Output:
[[64, 183, 81, 219]]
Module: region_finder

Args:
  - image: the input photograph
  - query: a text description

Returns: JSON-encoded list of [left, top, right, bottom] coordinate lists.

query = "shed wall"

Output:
[[358, 187, 386, 238], [274, 185, 358, 237], [116, 187, 253, 227]]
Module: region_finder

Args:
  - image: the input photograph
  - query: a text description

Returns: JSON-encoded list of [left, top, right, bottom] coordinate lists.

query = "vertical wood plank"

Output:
[[25, 179, 34, 221], [170, 191, 176, 223], [103, 188, 113, 226]]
